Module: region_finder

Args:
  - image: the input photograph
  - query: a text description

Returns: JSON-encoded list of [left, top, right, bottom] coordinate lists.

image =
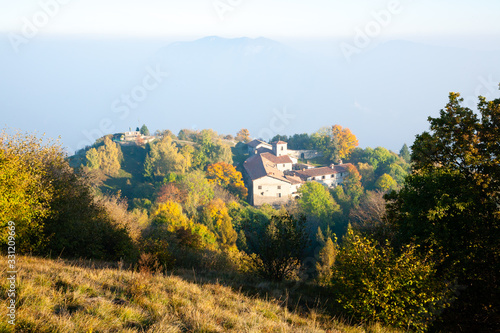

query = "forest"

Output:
[[1, 91, 499, 332]]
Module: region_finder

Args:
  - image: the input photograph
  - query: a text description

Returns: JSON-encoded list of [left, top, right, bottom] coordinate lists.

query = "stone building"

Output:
[[243, 140, 352, 206]]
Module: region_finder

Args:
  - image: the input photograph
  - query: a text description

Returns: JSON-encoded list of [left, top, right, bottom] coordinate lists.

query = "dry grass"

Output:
[[0, 256, 401, 333]]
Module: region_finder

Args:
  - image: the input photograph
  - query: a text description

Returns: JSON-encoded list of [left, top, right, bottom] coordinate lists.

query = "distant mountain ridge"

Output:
[[1, 35, 499, 154]]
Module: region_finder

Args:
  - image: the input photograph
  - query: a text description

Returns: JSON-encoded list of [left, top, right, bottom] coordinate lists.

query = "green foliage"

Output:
[[374, 174, 397, 192], [192, 129, 233, 169], [0, 130, 56, 252], [399, 143, 411, 163], [297, 181, 341, 230], [0, 129, 136, 259], [144, 136, 191, 180], [387, 92, 500, 330], [316, 237, 337, 285], [178, 170, 214, 217], [84, 136, 122, 176], [349, 147, 408, 189], [254, 212, 309, 281], [332, 229, 455, 332], [139, 124, 150, 136]]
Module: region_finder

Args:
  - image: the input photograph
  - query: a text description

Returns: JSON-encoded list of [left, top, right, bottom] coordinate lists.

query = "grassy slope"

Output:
[[0, 256, 401, 333]]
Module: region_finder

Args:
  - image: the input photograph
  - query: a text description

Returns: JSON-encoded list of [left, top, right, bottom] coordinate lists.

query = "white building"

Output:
[[243, 140, 353, 206]]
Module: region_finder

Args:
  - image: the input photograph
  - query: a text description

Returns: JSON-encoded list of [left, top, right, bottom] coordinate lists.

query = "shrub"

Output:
[[332, 229, 455, 332]]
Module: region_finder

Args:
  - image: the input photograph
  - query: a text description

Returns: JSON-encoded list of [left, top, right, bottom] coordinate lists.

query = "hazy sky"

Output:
[[2, 0, 500, 44]]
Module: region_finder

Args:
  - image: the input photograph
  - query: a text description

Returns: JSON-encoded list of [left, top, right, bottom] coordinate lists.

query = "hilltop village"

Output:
[[243, 140, 352, 206]]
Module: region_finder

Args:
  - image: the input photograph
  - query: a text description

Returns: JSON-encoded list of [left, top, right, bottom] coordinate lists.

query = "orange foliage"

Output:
[[156, 183, 185, 204], [206, 162, 248, 199], [332, 125, 359, 159]]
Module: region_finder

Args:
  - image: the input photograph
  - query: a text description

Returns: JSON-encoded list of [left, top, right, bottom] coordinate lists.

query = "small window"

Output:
[[281, 146, 284, 150], [261, 192, 264, 196], [312, 177, 316, 180], [283, 164, 286, 167], [258, 185, 262, 190], [278, 185, 281, 189], [277, 193, 282, 198], [322, 175, 326, 179]]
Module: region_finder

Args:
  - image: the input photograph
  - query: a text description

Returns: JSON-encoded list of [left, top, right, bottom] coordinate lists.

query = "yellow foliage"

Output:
[[332, 125, 359, 159]]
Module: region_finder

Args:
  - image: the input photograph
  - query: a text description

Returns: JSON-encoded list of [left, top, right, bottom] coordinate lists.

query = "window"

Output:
[[281, 146, 284, 150], [277, 193, 282, 198], [322, 175, 326, 179], [261, 192, 264, 196], [278, 185, 281, 189], [258, 185, 262, 190], [312, 177, 316, 180], [283, 164, 286, 167]]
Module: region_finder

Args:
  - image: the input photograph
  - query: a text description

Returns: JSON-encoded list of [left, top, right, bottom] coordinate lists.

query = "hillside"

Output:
[[0, 256, 401, 333]]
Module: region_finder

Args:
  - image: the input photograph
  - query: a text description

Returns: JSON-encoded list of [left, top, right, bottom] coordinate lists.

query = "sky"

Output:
[[2, 0, 500, 45], [1, 0, 500, 153]]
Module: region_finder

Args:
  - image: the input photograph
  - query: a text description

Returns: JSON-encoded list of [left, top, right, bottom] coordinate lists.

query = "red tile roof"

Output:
[[260, 152, 293, 165], [292, 163, 353, 180], [243, 154, 290, 183]]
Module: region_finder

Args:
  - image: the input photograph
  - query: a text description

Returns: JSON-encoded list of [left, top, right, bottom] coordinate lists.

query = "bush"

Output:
[[332, 229, 456, 332], [254, 212, 309, 281]]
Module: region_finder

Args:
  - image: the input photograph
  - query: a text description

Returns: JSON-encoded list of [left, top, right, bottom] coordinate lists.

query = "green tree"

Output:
[[254, 212, 309, 281], [140, 124, 150, 136], [387, 91, 500, 330], [399, 143, 411, 163], [144, 136, 191, 180], [297, 182, 341, 229]]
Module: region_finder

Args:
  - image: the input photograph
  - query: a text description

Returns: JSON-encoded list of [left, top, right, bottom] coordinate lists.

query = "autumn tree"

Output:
[[332, 228, 455, 332], [374, 173, 397, 192], [85, 136, 122, 176], [206, 162, 248, 199], [205, 198, 237, 249], [331, 125, 359, 160], [316, 236, 337, 285], [1, 129, 135, 259], [0, 130, 55, 252], [235, 128, 251, 143]]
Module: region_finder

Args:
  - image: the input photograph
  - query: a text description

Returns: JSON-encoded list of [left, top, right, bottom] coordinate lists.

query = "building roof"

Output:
[[255, 147, 273, 155], [247, 139, 271, 149], [244, 154, 290, 183], [293, 163, 353, 180], [273, 140, 287, 145], [285, 174, 304, 185], [260, 152, 293, 165]]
